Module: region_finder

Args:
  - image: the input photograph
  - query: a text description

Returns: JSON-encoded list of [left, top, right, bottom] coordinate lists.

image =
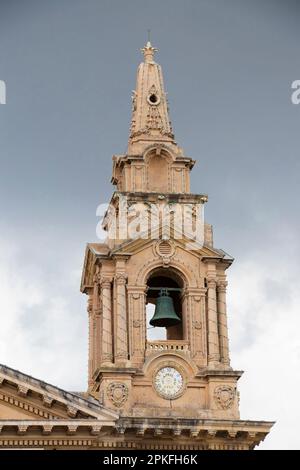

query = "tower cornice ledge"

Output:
[[110, 190, 208, 204], [196, 369, 244, 379]]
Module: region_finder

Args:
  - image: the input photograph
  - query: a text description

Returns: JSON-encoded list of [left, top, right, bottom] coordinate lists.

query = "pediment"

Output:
[[109, 225, 233, 263], [0, 364, 118, 422], [80, 227, 233, 294]]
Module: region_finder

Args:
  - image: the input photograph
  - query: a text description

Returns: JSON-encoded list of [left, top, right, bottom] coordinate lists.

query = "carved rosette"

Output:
[[107, 382, 129, 407], [214, 385, 235, 410]]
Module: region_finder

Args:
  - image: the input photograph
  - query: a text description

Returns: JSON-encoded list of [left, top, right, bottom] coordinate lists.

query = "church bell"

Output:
[[149, 289, 181, 328]]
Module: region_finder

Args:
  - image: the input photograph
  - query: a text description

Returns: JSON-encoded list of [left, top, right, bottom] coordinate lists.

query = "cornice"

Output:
[[0, 417, 275, 449], [0, 364, 118, 421]]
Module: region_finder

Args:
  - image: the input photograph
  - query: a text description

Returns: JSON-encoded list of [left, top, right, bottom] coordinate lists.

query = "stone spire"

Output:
[[128, 41, 175, 153]]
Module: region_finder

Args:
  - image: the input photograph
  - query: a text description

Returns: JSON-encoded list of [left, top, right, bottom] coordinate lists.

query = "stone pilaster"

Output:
[[87, 294, 94, 389], [114, 273, 128, 364], [207, 278, 220, 366], [191, 290, 207, 366], [128, 286, 146, 365], [93, 273, 102, 370], [100, 277, 113, 364], [182, 288, 206, 365], [217, 281, 230, 366]]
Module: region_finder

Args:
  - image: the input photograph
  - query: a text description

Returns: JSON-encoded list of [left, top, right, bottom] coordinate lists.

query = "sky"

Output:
[[0, 0, 299, 450]]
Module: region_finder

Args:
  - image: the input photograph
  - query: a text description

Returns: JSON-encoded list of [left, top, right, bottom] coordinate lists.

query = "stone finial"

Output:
[[141, 41, 158, 63]]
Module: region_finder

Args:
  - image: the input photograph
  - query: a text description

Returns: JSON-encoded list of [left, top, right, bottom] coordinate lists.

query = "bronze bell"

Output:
[[149, 289, 181, 328]]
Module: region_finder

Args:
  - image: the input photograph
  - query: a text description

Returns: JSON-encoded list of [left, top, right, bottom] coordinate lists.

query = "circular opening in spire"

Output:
[[149, 94, 158, 103], [148, 93, 160, 105]]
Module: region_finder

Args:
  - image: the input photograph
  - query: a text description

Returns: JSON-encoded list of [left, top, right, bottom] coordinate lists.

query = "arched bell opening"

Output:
[[146, 150, 172, 193], [146, 268, 185, 341]]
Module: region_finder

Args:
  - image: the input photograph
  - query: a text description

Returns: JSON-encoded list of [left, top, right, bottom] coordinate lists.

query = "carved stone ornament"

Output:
[[157, 240, 174, 255], [214, 385, 235, 410], [107, 382, 129, 407], [192, 321, 202, 329], [115, 273, 127, 285]]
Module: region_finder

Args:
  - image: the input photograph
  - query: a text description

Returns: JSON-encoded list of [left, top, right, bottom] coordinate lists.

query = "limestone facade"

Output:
[[0, 42, 274, 450]]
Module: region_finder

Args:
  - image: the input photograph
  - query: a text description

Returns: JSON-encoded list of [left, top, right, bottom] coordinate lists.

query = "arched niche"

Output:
[[144, 148, 173, 193], [145, 267, 186, 341]]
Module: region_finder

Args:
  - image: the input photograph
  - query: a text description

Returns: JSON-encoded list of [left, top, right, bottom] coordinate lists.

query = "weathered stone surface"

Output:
[[0, 41, 273, 450]]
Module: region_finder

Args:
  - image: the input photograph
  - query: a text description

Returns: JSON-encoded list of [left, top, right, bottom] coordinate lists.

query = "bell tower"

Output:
[[80, 42, 273, 450]]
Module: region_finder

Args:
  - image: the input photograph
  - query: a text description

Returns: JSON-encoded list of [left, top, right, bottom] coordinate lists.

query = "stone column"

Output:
[[217, 281, 230, 366], [100, 277, 113, 364], [207, 278, 220, 366], [114, 273, 128, 364], [93, 274, 102, 370], [87, 294, 94, 389]]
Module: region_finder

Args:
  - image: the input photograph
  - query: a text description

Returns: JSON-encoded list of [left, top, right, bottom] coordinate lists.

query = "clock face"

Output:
[[154, 367, 184, 399]]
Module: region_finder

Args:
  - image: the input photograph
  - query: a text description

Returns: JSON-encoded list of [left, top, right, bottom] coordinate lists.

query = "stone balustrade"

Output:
[[146, 340, 190, 354]]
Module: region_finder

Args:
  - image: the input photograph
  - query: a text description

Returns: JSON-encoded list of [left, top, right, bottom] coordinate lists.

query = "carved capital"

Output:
[[100, 277, 111, 289], [217, 281, 228, 293], [207, 278, 217, 289], [115, 272, 127, 285]]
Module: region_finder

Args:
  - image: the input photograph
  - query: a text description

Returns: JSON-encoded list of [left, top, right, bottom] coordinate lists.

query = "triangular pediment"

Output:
[[0, 364, 118, 422], [80, 226, 234, 293], [109, 223, 233, 262]]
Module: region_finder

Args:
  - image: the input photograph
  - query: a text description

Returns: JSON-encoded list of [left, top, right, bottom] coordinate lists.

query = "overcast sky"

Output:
[[0, 0, 299, 450]]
